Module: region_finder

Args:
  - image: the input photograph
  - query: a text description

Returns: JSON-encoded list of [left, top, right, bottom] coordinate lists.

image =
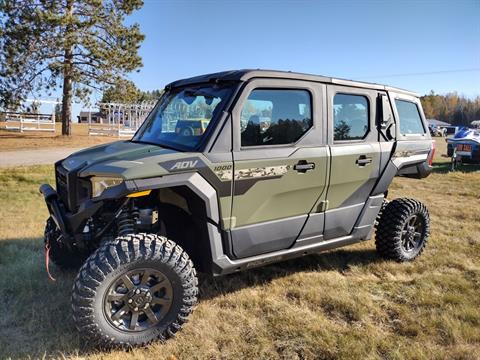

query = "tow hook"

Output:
[[44, 242, 56, 282]]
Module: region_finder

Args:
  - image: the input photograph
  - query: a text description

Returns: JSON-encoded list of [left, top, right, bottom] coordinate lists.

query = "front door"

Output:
[[323, 85, 381, 239], [229, 79, 329, 258]]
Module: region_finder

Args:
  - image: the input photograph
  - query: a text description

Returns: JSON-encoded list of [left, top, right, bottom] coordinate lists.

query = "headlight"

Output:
[[90, 176, 123, 198]]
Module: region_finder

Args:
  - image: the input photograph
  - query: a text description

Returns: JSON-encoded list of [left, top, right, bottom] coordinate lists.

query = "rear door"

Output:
[[323, 85, 381, 239], [229, 79, 329, 258]]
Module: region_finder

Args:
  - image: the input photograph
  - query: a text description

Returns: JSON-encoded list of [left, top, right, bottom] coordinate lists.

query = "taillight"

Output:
[[428, 140, 436, 166]]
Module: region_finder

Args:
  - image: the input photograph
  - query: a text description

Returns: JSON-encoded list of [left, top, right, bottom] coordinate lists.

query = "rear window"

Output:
[[395, 100, 425, 135], [333, 94, 369, 141]]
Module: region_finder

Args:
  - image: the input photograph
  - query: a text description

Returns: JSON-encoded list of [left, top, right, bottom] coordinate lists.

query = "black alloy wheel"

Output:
[[104, 268, 174, 332], [375, 198, 430, 261], [400, 214, 426, 253]]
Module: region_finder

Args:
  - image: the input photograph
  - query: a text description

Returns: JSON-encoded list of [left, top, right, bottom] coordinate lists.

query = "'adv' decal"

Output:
[[159, 157, 206, 172], [170, 160, 198, 170]]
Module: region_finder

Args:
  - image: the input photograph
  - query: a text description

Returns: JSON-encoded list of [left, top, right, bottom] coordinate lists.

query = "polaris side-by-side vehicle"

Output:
[[40, 70, 434, 347]]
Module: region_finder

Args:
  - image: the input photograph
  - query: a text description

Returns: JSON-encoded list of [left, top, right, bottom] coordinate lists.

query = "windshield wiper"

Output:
[[130, 139, 182, 152]]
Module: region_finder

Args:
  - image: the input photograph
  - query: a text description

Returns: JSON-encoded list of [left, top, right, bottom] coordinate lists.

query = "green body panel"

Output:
[[219, 196, 233, 229], [231, 147, 329, 227], [68, 141, 234, 227], [65, 140, 331, 231], [323, 143, 380, 209]]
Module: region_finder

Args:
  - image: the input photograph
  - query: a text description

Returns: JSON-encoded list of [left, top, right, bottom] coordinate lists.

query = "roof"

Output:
[[78, 111, 102, 117], [167, 69, 419, 97], [427, 119, 451, 126]]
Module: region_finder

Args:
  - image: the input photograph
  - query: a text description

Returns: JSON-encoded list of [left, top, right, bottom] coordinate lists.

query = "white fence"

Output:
[[3, 112, 56, 133], [88, 101, 156, 137]]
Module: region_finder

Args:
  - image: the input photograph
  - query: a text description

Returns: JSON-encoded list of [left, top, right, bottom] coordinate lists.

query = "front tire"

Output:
[[375, 198, 430, 261], [71, 233, 198, 348]]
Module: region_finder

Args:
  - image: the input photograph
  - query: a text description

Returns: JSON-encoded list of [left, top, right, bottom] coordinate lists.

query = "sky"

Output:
[[126, 0, 479, 94], [68, 0, 480, 118]]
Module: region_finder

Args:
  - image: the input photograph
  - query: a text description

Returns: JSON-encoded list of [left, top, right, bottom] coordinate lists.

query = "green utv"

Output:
[[40, 70, 435, 347]]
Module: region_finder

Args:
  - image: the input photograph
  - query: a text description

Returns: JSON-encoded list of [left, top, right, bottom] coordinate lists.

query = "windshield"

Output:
[[133, 84, 234, 151]]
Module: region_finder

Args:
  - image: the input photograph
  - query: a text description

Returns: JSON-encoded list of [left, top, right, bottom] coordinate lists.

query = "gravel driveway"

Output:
[[0, 147, 83, 167]]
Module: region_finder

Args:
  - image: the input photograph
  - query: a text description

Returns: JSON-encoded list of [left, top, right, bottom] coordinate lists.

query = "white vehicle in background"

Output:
[[428, 124, 446, 137], [447, 127, 480, 164]]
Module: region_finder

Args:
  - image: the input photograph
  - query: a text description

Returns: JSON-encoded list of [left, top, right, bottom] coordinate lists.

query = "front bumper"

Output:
[[39, 184, 102, 239], [40, 184, 68, 236]]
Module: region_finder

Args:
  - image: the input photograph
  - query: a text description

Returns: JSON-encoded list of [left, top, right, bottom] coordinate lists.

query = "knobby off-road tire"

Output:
[[375, 198, 430, 261], [44, 217, 88, 269], [71, 233, 198, 348]]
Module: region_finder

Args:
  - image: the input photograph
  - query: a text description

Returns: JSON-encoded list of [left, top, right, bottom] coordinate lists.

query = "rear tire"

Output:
[[375, 198, 430, 261], [71, 233, 198, 348]]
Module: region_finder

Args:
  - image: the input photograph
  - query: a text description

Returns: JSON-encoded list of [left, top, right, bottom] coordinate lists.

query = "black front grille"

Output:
[[56, 164, 91, 211], [77, 178, 91, 204], [56, 165, 69, 208]]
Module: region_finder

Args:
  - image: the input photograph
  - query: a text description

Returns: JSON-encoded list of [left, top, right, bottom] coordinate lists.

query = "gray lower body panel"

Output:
[[231, 215, 307, 258], [214, 227, 369, 276], [213, 195, 384, 276], [296, 212, 325, 246], [354, 194, 384, 228], [323, 202, 364, 240]]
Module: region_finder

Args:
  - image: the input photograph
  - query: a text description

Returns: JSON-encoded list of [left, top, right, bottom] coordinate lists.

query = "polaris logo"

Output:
[[170, 160, 198, 170]]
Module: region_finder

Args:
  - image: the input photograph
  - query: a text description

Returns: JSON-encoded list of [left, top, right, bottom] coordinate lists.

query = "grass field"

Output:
[[0, 123, 115, 151], [0, 141, 479, 359]]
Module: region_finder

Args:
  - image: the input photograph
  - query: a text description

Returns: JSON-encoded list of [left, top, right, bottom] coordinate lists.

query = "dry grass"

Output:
[[0, 141, 479, 359], [0, 123, 115, 151]]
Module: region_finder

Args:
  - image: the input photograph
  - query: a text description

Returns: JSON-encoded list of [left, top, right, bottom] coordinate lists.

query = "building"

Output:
[[77, 111, 104, 124], [427, 119, 451, 127]]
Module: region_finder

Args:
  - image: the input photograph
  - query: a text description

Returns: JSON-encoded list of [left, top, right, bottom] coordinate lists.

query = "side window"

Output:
[[333, 94, 369, 141], [395, 99, 425, 135], [240, 89, 312, 146]]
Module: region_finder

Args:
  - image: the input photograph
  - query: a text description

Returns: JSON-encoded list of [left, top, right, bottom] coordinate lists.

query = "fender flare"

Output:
[[126, 172, 228, 273]]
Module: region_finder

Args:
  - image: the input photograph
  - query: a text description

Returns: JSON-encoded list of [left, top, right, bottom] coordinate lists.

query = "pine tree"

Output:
[[101, 78, 142, 104], [0, 0, 145, 135], [101, 79, 163, 104]]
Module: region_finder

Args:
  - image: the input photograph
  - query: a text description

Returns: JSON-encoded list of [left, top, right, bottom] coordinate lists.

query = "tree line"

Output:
[[100, 78, 162, 104], [420, 91, 480, 125]]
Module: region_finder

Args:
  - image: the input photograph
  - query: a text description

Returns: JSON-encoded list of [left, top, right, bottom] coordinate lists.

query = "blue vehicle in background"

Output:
[[447, 127, 480, 163]]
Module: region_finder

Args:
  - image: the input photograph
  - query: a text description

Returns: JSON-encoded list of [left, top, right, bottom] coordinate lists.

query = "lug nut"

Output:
[[144, 303, 149, 309], [135, 289, 140, 294], [134, 307, 138, 311], [128, 299, 133, 303]]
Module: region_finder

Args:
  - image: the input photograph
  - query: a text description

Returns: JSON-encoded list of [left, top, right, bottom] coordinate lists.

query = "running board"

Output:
[[212, 226, 372, 276]]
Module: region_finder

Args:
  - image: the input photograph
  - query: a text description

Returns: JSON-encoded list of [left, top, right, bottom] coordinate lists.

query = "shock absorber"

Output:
[[117, 202, 139, 237]]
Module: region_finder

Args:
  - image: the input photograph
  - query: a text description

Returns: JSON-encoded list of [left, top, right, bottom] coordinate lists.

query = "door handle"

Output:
[[356, 155, 373, 166], [294, 160, 315, 173]]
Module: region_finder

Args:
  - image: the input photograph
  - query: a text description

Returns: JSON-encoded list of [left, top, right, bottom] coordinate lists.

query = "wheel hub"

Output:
[[104, 268, 174, 332], [401, 215, 424, 252], [127, 287, 153, 310]]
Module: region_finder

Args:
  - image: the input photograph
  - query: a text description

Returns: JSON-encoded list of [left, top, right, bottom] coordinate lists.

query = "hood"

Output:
[[62, 140, 197, 180]]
